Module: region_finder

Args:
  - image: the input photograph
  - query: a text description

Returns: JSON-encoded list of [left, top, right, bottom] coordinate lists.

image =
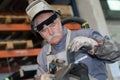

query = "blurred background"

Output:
[[0, 0, 120, 80]]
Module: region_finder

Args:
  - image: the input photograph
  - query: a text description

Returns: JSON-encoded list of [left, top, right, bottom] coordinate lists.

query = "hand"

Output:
[[68, 36, 98, 54], [41, 73, 55, 80]]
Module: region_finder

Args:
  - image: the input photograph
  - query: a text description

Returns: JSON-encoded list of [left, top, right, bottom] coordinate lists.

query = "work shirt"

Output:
[[37, 27, 107, 80]]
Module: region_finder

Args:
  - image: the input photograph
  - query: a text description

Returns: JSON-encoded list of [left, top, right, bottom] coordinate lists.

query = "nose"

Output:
[[47, 26, 54, 35]]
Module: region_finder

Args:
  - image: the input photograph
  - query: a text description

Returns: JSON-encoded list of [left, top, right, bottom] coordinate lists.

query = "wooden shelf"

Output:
[[0, 24, 31, 31], [0, 66, 19, 73], [0, 40, 33, 50], [52, 5, 73, 17], [0, 48, 41, 58]]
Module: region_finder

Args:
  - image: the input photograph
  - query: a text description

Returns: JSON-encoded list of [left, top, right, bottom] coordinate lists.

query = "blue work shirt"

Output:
[[37, 27, 107, 80]]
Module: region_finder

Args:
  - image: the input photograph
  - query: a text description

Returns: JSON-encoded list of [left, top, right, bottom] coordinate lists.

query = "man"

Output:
[[26, 0, 120, 80]]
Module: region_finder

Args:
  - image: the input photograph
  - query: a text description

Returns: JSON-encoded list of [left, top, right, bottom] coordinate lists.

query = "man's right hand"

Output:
[[41, 73, 55, 80], [68, 36, 98, 54]]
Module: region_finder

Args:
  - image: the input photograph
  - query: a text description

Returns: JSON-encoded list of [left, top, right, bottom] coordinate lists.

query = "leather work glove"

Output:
[[68, 36, 98, 54], [40, 73, 55, 80]]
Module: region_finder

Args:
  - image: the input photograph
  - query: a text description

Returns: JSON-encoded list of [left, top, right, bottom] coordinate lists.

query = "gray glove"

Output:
[[68, 36, 98, 54], [40, 73, 55, 80]]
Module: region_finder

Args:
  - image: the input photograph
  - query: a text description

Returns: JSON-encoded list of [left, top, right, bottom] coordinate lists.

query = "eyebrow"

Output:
[[34, 13, 57, 31]]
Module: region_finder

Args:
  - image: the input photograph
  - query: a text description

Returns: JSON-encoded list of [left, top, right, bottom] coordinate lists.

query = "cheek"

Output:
[[54, 23, 62, 33], [39, 32, 50, 40]]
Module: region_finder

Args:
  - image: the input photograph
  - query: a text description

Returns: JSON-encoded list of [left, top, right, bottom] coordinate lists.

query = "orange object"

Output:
[[0, 24, 31, 31], [64, 23, 81, 30], [0, 48, 41, 58]]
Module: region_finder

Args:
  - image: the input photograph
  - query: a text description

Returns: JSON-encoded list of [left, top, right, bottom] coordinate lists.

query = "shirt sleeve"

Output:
[[36, 45, 48, 76]]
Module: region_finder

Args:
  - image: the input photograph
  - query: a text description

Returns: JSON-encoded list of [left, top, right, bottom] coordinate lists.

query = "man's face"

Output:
[[34, 12, 63, 45]]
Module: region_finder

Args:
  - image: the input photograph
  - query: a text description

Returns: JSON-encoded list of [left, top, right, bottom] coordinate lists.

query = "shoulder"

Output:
[[70, 28, 104, 42], [70, 28, 100, 37]]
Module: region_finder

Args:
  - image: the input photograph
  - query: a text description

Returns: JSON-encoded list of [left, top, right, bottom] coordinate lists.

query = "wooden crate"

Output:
[[0, 5, 73, 24], [0, 40, 33, 50], [52, 5, 74, 17], [0, 15, 29, 24]]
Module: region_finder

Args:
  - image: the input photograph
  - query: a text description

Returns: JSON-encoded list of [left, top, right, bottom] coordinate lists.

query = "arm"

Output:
[[35, 45, 48, 79], [36, 50, 46, 77], [36, 45, 55, 80], [68, 29, 120, 63], [35, 52, 46, 80]]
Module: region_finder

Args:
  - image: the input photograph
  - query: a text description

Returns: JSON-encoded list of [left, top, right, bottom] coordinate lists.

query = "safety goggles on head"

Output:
[[33, 13, 58, 32]]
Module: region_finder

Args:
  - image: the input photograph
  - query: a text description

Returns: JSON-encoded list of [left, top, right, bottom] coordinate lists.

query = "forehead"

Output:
[[34, 12, 53, 25]]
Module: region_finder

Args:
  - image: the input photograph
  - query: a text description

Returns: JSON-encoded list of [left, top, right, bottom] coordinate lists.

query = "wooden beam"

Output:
[[0, 15, 29, 23], [0, 48, 40, 58], [0, 66, 19, 73], [0, 24, 31, 31]]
